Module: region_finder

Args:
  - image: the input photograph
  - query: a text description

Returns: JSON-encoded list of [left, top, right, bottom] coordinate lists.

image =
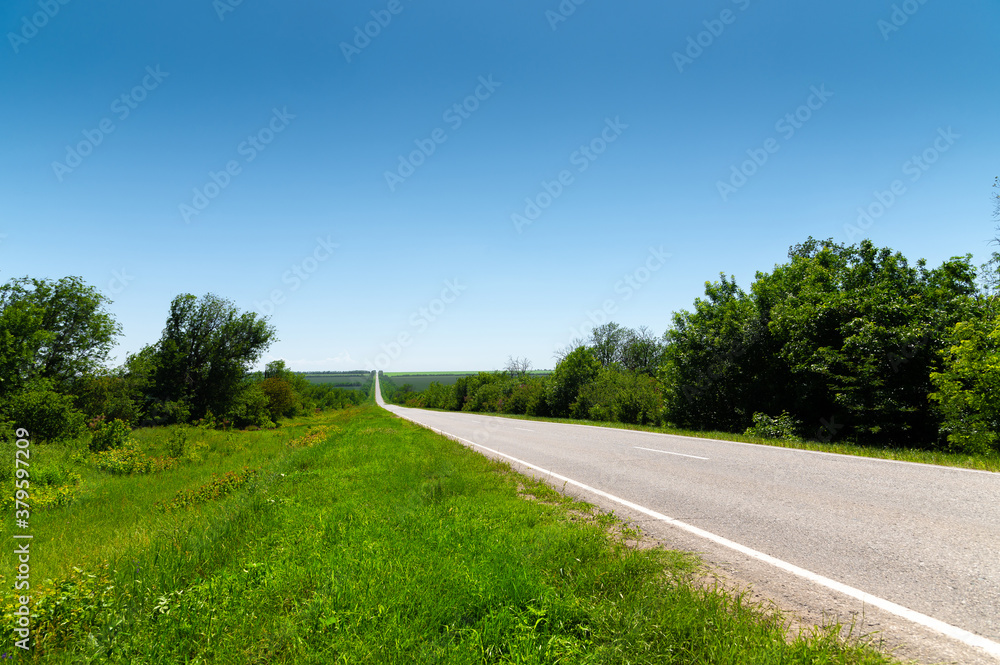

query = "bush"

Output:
[[260, 377, 299, 421], [744, 412, 802, 442], [73, 373, 143, 427], [224, 381, 273, 429], [547, 347, 601, 417], [0, 380, 85, 442], [88, 418, 132, 452], [94, 440, 175, 475], [573, 368, 663, 425], [503, 378, 548, 416]]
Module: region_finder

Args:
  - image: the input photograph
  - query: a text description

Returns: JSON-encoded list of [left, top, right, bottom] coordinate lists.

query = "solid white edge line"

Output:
[[635, 446, 709, 460], [386, 407, 1000, 661]]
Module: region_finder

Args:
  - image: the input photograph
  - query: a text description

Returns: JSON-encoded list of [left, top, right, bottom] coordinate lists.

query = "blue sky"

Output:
[[2, 0, 998, 372]]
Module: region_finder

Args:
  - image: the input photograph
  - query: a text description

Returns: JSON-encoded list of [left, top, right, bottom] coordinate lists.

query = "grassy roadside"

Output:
[[2, 405, 901, 663], [408, 409, 1000, 474]]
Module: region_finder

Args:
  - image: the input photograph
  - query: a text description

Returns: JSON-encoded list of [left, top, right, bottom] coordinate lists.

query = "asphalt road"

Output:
[[374, 375, 1000, 662]]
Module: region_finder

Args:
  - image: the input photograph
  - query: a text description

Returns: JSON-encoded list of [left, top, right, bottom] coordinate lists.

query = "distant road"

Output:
[[375, 374, 1000, 662]]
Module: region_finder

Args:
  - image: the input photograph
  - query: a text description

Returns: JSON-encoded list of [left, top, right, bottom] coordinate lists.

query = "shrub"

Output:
[[547, 347, 601, 417], [88, 418, 132, 453], [0, 380, 84, 442], [260, 377, 298, 421], [573, 368, 663, 425], [73, 373, 143, 427], [224, 382, 273, 429], [930, 311, 1000, 455], [155, 466, 259, 512], [94, 440, 175, 475], [166, 426, 189, 458], [503, 378, 548, 416], [744, 411, 802, 441]]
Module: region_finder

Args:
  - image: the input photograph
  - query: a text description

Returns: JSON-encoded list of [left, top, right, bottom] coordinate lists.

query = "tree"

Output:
[[503, 355, 532, 379], [0, 276, 120, 395], [757, 238, 976, 445], [993, 176, 999, 239], [620, 326, 666, 375], [150, 293, 276, 419], [546, 346, 601, 417], [660, 274, 769, 432], [589, 322, 627, 368], [929, 300, 1000, 455]]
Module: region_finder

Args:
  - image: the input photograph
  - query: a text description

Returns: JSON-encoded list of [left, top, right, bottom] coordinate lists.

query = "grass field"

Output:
[[301, 371, 371, 389], [1, 401, 898, 663]]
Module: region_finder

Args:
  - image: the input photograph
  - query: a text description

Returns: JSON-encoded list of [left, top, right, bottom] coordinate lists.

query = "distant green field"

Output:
[[301, 371, 371, 390], [385, 373, 474, 391]]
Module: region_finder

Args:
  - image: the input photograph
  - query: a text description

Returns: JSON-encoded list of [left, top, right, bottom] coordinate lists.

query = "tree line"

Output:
[[0, 283, 363, 442], [393, 187, 1000, 456]]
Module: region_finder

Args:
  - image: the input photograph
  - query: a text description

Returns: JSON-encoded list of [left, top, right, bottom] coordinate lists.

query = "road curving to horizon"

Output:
[[374, 373, 1000, 664]]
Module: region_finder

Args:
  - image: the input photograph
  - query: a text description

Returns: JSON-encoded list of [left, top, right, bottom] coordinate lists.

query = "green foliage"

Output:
[[663, 238, 978, 446], [0, 378, 85, 442], [504, 377, 550, 416], [547, 346, 601, 417], [89, 418, 133, 452], [149, 293, 276, 420], [661, 274, 766, 432], [94, 439, 175, 475], [166, 427, 189, 458], [0, 276, 120, 396], [156, 466, 259, 512], [744, 412, 803, 442], [260, 376, 299, 420], [929, 302, 1000, 455], [223, 380, 273, 430], [73, 371, 145, 426], [573, 367, 663, 425]]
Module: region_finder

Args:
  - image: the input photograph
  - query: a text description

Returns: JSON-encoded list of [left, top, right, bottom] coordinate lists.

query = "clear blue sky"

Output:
[[2, 0, 998, 372]]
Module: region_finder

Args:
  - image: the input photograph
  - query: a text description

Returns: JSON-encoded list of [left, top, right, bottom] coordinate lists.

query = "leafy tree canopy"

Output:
[[0, 276, 120, 395], [150, 293, 276, 418]]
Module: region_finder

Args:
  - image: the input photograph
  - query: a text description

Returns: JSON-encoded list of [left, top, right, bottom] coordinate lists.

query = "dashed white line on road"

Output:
[[635, 446, 709, 460]]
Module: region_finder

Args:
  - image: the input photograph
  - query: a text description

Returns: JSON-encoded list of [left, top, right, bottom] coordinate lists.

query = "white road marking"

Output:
[[635, 446, 708, 460], [514, 427, 535, 432], [393, 411, 1000, 661]]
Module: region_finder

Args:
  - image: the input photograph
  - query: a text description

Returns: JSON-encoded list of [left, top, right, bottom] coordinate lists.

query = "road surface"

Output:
[[375, 374, 1000, 663]]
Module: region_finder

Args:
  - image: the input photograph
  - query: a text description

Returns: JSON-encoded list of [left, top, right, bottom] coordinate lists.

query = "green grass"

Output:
[[1, 406, 902, 663], [457, 412, 1000, 474]]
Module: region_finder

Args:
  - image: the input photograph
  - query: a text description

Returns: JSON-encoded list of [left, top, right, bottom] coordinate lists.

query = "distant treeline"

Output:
[[0, 284, 365, 442], [392, 235, 1000, 455]]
